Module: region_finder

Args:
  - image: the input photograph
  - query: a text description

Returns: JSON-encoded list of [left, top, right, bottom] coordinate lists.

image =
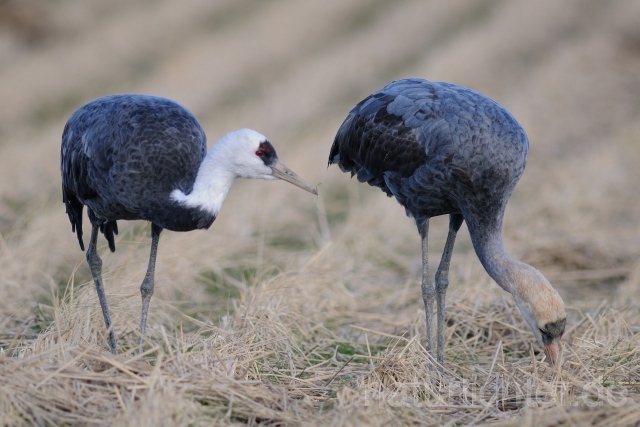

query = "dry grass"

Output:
[[1, 0, 640, 425], [2, 272, 640, 426]]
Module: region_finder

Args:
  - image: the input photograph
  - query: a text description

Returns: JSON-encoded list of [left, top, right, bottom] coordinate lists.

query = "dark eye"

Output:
[[539, 328, 553, 344], [255, 149, 264, 157]]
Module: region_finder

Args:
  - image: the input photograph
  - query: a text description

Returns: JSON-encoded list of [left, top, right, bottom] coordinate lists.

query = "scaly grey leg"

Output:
[[86, 224, 117, 354], [417, 219, 435, 362], [138, 223, 162, 353], [434, 214, 464, 365]]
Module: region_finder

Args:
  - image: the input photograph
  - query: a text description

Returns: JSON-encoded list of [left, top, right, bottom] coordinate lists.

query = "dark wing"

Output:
[[62, 96, 128, 251], [329, 79, 450, 196], [100, 96, 206, 222], [329, 79, 529, 221], [60, 95, 207, 251]]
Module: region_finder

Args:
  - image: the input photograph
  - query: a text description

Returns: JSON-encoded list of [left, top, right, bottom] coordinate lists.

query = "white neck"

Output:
[[170, 144, 237, 216]]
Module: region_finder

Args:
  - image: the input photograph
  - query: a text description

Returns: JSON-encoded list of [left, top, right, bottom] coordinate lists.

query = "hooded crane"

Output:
[[329, 79, 566, 365], [61, 94, 317, 354]]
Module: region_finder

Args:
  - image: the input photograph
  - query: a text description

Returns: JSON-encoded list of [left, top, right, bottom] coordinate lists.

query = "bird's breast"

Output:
[[148, 201, 217, 232]]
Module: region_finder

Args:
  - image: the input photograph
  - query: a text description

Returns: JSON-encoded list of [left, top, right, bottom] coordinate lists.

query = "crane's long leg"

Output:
[[86, 224, 117, 354], [417, 219, 435, 362], [138, 224, 163, 352], [434, 214, 464, 365]]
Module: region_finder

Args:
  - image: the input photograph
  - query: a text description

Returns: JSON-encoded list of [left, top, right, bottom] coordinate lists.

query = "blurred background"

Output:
[[0, 0, 639, 343]]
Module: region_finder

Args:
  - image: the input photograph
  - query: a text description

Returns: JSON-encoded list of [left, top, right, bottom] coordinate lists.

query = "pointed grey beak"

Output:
[[271, 160, 317, 195], [544, 342, 560, 365]]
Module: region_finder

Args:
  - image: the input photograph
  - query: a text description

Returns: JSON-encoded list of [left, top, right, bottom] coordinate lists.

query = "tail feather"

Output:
[[63, 190, 85, 251], [87, 209, 119, 252], [100, 221, 119, 253]]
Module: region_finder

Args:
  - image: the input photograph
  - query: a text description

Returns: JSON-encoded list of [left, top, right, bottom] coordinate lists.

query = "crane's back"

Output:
[[329, 79, 528, 224], [61, 94, 208, 250]]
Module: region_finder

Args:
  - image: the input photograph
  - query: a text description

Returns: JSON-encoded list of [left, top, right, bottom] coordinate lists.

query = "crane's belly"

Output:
[[85, 195, 216, 232]]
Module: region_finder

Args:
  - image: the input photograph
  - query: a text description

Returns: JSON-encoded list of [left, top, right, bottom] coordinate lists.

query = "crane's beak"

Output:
[[271, 161, 317, 195], [543, 342, 560, 365]]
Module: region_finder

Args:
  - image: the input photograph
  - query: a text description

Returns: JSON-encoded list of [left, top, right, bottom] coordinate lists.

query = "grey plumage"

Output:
[[62, 94, 214, 253], [329, 79, 566, 366], [330, 79, 528, 225], [62, 94, 317, 354]]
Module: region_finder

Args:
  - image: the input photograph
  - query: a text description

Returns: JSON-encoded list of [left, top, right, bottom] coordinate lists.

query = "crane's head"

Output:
[[217, 129, 317, 194], [511, 265, 566, 365]]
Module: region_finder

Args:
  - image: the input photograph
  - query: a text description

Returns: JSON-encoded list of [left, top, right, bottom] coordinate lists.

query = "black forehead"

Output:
[[541, 318, 566, 344], [259, 140, 278, 166]]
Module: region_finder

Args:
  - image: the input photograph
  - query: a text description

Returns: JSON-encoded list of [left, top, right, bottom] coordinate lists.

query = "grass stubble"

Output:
[[0, 219, 638, 426]]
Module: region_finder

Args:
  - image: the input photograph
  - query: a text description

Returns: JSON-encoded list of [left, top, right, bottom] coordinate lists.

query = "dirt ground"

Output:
[[0, 0, 639, 425]]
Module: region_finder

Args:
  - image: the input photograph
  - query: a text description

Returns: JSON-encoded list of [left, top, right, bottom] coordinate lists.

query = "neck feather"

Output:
[[170, 145, 237, 216], [467, 217, 558, 303], [467, 216, 566, 334], [467, 218, 521, 295]]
